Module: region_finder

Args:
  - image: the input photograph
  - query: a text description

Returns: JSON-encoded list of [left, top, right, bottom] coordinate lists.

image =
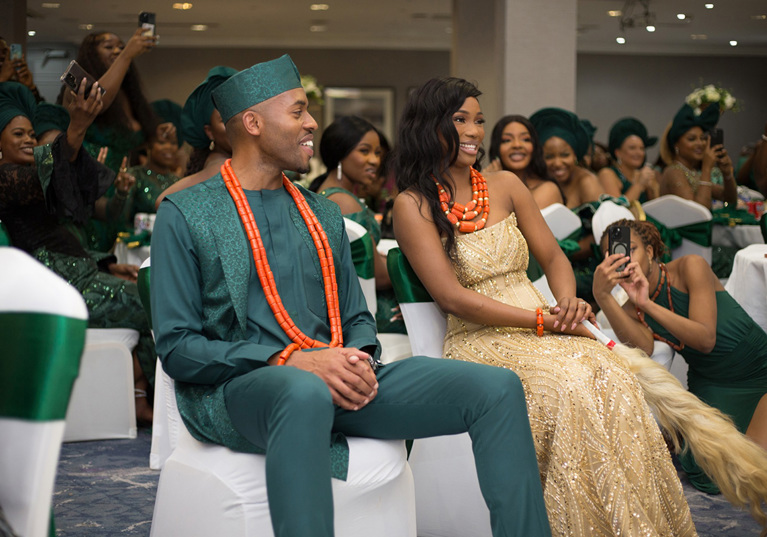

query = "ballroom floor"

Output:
[[52, 427, 764, 536]]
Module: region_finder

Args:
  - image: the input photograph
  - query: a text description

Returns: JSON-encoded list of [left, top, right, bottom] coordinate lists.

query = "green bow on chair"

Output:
[[387, 247, 433, 304], [349, 234, 375, 280], [645, 215, 712, 262]]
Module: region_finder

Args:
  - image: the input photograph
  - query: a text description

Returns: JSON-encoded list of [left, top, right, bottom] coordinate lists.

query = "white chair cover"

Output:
[[643, 195, 713, 263], [591, 200, 635, 245], [540, 202, 582, 240]]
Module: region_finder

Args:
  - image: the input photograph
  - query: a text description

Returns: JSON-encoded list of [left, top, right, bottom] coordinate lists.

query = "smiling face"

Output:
[[615, 134, 646, 169], [498, 121, 534, 173], [542, 136, 577, 184], [450, 97, 485, 169], [149, 130, 180, 171], [675, 126, 707, 165], [95, 33, 123, 68], [0, 116, 37, 166], [340, 129, 382, 187]]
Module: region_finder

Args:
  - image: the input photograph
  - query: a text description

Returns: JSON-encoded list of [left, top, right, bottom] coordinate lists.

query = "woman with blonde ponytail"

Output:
[[594, 219, 767, 528]]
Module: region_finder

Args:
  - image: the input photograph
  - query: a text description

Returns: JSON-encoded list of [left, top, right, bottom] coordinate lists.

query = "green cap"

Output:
[[212, 54, 302, 125], [34, 102, 70, 136], [667, 104, 719, 151], [181, 66, 238, 149], [152, 99, 184, 145], [0, 82, 37, 133], [608, 117, 657, 157], [530, 107, 590, 161]]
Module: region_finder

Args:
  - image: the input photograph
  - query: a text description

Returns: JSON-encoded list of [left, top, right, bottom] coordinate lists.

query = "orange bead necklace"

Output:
[[221, 160, 343, 363], [433, 167, 490, 233]]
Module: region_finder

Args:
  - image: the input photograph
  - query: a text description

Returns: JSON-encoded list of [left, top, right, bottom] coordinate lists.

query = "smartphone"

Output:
[[708, 128, 724, 148], [10, 43, 22, 61], [60, 60, 106, 98], [608, 225, 631, 272], [139, 12, 156, 37]]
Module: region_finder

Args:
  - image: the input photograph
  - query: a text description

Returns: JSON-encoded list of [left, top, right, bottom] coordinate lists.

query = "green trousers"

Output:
[[224, 356, 550, 537]]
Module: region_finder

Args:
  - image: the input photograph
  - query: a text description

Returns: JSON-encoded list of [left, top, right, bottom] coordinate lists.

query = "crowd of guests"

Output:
[[2, 30, 767, 537]]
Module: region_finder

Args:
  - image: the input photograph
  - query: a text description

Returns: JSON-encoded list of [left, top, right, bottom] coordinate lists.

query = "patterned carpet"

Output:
[[52, 428, 764, 536]]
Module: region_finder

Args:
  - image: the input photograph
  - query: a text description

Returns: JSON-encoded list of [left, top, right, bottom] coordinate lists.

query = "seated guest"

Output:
[[309, 116, 404, 333], [594, 219, 767, 495], [150, 54, 550, 537], [589, 141, 611, 174], [0, 81, 155, 423], [487, 114, 563, 209], [0, 36, 43, 102], [530, 107, 602, 209], [155, 66, 237, 208], [659, 104, 737, 209], [599, 117, 659, 203]]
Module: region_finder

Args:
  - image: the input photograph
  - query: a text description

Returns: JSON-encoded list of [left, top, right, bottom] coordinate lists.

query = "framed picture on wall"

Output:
[[323, 87, 395, 143]]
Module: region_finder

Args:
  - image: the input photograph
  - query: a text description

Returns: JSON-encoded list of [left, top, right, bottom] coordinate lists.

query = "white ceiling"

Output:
[[23, 0, 767, 56]]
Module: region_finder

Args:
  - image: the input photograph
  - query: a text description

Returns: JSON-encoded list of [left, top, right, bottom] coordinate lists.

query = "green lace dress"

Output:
[[643, 279, 767, 493], [114, 165, 179, 235], [318, 187, 405, 334]]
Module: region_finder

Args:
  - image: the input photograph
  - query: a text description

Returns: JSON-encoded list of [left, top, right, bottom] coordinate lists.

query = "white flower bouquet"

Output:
[[301, 75, 324, 104], [685, 84, 740, 115]]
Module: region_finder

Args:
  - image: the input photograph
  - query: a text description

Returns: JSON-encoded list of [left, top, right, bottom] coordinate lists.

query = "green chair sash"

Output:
[[349, 235, 375, 280], [387, 247, 433, 303], [711, 207, 759, 227], [138, 266, 152, 326], [0, 313, 85, 421], [0, 221, 10, 246], [645, 214, 712, 262]]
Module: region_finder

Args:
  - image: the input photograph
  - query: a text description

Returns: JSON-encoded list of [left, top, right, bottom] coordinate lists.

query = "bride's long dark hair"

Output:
[[393, 77, 484, 258]]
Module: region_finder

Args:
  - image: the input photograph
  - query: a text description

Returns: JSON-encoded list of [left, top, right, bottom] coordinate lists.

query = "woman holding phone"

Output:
[[659, 104, 737, 209], [594, 218, 767, 494]]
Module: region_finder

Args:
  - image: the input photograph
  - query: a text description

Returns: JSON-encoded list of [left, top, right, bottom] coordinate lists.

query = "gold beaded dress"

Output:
[[443, 213, 697, 537]]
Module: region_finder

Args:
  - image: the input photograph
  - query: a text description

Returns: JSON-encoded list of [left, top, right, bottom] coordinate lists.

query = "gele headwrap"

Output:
[[667, 104, 719, 151], [212, 55, 302, 125], [608, 117, 657, 157], [34, 102, 70, 136], [181, 66, 238, 148], [0, 81, 37, 133], [530, 107, 590, 161]]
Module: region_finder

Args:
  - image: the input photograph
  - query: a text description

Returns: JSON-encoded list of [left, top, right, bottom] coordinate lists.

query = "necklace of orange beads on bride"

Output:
[[221, 159, 343, 364], [433, 167, 490, 233]]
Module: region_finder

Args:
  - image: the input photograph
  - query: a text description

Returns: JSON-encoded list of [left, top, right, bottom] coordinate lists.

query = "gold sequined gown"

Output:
[[443, 214, 696, 537]]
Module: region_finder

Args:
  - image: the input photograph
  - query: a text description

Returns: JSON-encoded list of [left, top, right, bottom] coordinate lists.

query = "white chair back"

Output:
[[643, 195, 713, 263], [591, 201, 635, 244], [344, 218, 377, 316], [540, 202, 581, 240]]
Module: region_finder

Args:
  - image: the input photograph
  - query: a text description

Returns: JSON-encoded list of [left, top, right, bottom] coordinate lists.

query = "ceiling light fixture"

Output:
[[41, 2, 60, 8], [28, 30, 36, 37], [310, 25, 327, 32], [729, 40, 738, 46], [751, 14, 767, 20], [677, 13, 686, 20], [310, 3, 330, 10], [191, 24, 208, 31], [78, 23, 94, 30], [608, 10, 622, 17], [616, 37, 626, 44], [691, 34, 707, 40], [173, 3, 193, 9], [704, 3, 714, 8], [646, 25, 655, 32]]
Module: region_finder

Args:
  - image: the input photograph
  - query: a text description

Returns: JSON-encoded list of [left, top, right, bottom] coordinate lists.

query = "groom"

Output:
[[150, 54, 550, 537]]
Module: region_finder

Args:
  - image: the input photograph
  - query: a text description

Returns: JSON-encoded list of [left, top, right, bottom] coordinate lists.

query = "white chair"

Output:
[[147, 255, 417, 536], [643, 195, 713, 264], [387, 247, 491, 537], [591, 200, 635, 245], [0, 248, 87, 537], [533, 203, 585, 306], [344, 218, 412, 364]]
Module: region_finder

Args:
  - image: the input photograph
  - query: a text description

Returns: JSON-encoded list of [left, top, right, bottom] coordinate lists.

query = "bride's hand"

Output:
[[543, 314, 595, 339], [550, 296, 594, 332]]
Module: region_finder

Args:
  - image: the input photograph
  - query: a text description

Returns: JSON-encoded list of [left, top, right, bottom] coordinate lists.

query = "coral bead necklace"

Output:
[[433, 167, 490, 233], [221, 159, 343, 363]]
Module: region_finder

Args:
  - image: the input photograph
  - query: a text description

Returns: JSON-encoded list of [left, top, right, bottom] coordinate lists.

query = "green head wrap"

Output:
[[34, 102, 70, 137], [212, 54, 302, 125], [608, 117, 657, 157], [530, 107, 590, 161], [181, 66, 238, 149], [152, 99, 184, 146], [667, 104, 719, 151], [0, 82, 37, 133], [580, 119, 597, 146]]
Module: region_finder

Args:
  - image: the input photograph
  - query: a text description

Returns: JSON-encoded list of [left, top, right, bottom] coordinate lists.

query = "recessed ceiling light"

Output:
[[310, 3, 330, 10], [729, 40, 738, 46], [751, 14, 767, 20], [704, 3, 714, 8], [310, 25, 327, 32], [173, 3, 193, 9], [616, 37, 626, 44], [28, 30, 36, 36], [78, 23, 94, 30], [191, 24, 208, 31], [646, 25, 656, 32], [41, 2, 60, 8], [691, 34, 708, 40], [607, 10, 622, 17], [677, 13, 686, 20]]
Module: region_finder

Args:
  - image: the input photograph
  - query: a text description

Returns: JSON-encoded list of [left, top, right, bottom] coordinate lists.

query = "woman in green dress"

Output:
[[598, 117, 659, 203], [309, 116, 404, 333], [594, 218, 767, 493]]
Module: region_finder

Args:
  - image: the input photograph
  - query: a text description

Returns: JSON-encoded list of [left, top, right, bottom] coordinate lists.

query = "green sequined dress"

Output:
[[318, 186, 405, 334], [643, 279, 767, 493], [114, 165, 179, 233]]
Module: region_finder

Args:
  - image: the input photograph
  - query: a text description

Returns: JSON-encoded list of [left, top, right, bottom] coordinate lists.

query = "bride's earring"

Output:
[[336, 162, 343, 181]]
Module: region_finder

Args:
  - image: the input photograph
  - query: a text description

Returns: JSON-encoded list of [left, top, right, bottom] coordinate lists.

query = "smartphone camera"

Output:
[[609, 225, 631, 272], [10, 43, 23, 61]]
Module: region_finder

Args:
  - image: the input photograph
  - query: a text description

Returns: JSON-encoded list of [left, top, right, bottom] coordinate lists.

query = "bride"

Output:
[[391, 76, 767, 536]]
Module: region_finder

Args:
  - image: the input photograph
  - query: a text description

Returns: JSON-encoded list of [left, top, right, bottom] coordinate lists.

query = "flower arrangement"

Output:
[[301, 75, 323, 105], [685, 83, 740, 115]]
